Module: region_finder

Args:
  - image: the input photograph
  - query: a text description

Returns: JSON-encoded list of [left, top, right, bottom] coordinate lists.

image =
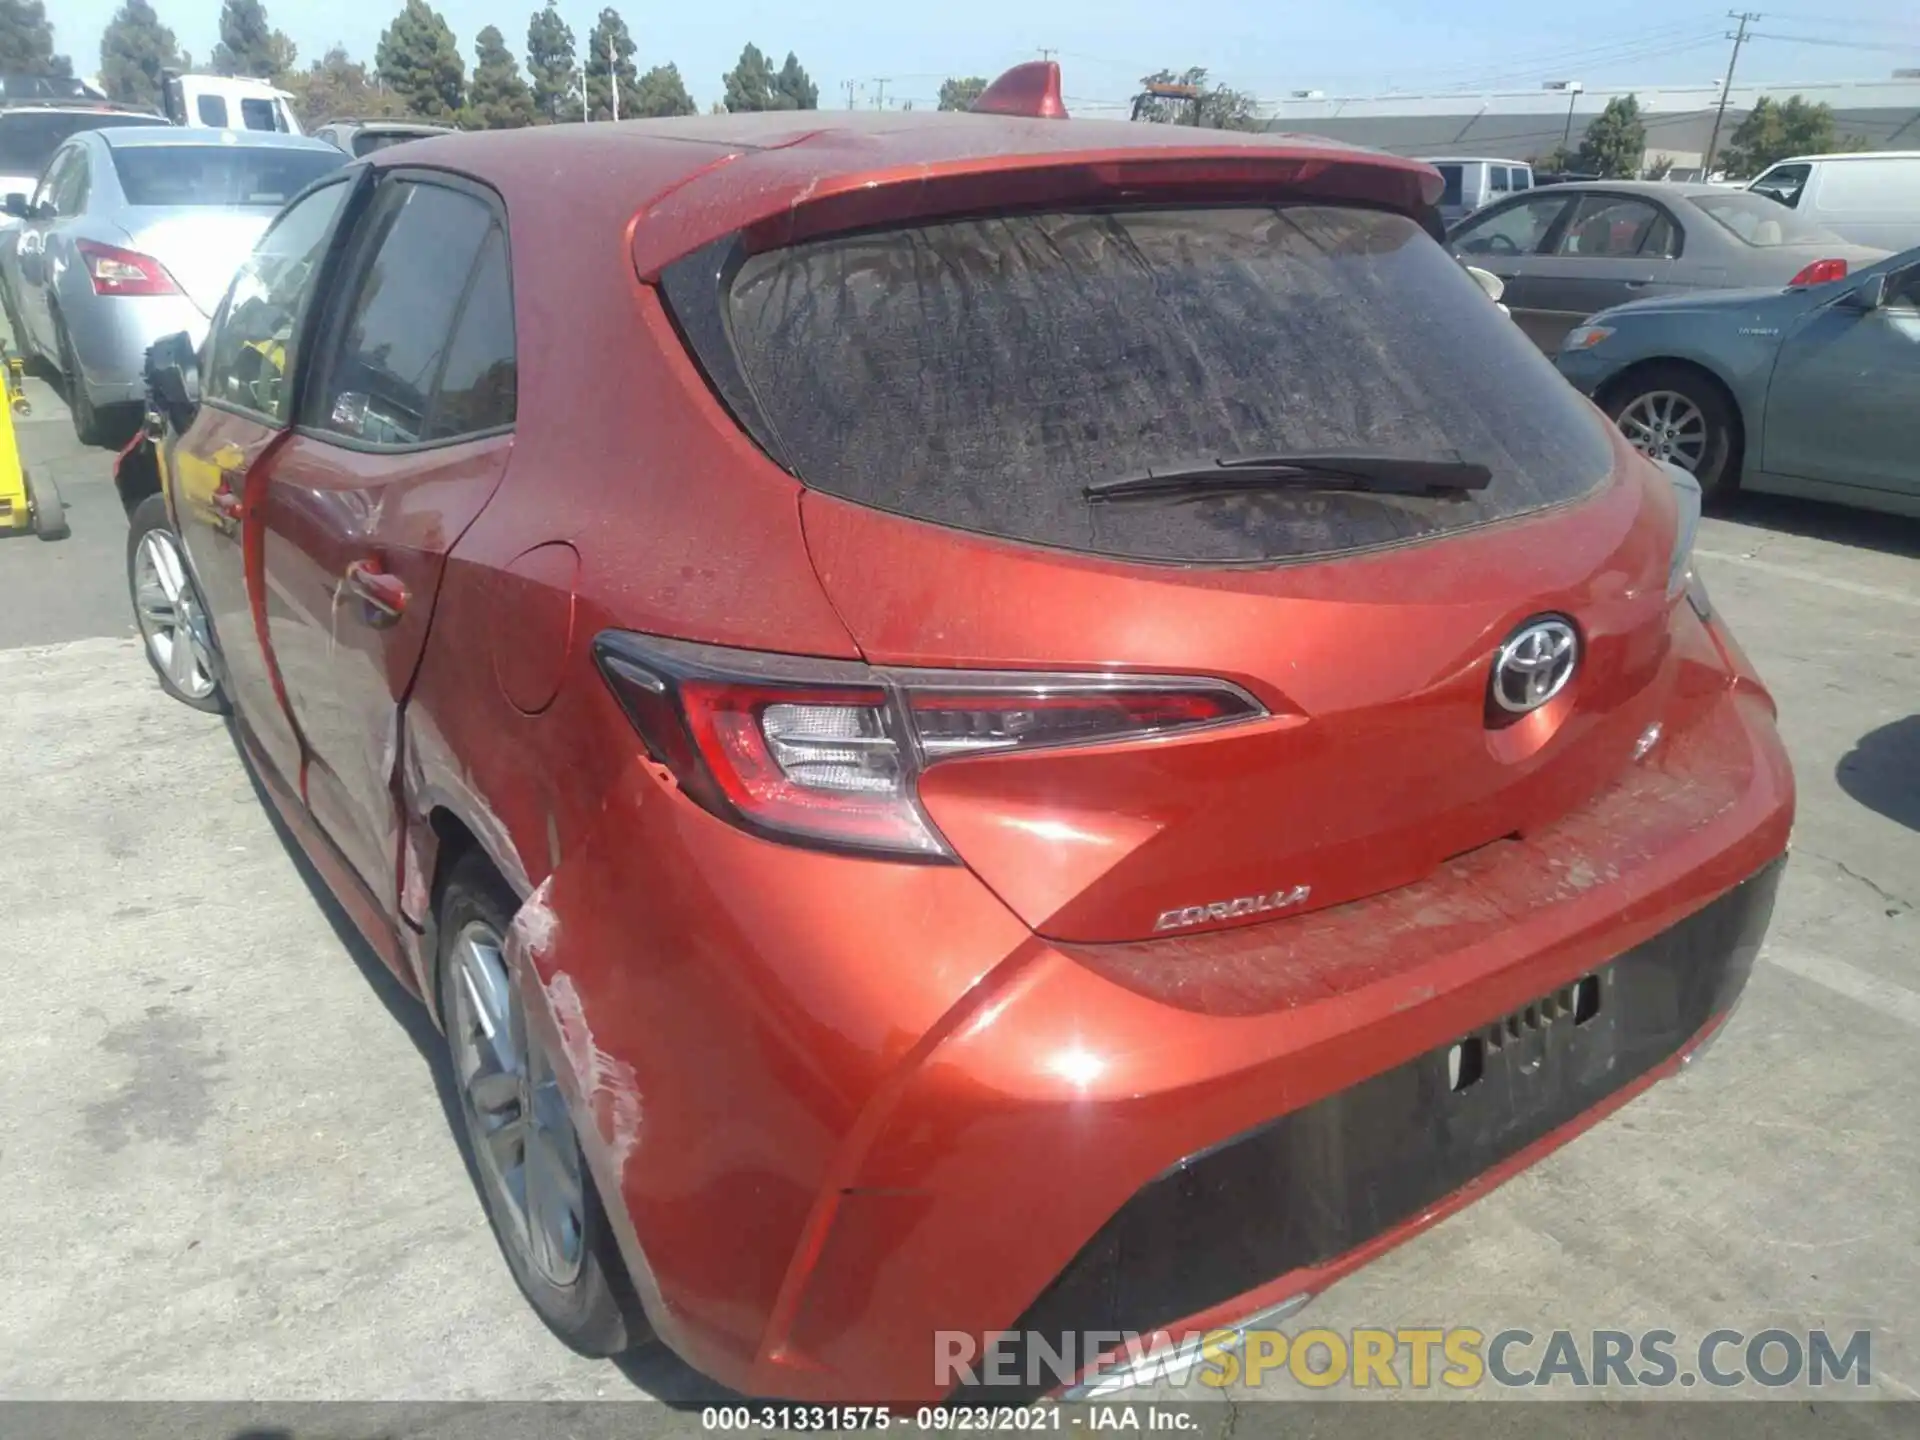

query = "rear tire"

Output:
[[127, 494, 226, 712], [1605, 364, 1740, 501], [437, 853, 641, 1358], [27, 468, 67, 541], [56, 317, 105, 447]]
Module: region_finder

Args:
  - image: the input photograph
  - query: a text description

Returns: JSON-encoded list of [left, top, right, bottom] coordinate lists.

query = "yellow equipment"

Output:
[[0, 342, 66, 540]]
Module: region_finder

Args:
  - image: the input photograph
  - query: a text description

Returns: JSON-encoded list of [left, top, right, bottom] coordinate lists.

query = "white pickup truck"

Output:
[[162, 72, 302, 135]]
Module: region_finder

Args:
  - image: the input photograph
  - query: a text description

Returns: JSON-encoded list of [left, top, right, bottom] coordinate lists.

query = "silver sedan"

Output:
[[0, 126, 346, 444], [1446, 180, 1888, 353]]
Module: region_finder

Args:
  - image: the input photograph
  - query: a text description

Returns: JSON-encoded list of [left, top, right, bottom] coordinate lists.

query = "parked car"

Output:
[[1419, 155, 1534, 227], [1557, 244, 1920, 515], [0, 126, 344, 442], [118, 103, 1791, 1404], [161, 72, 302, 135], [0, 102, 168, 213], [0, 74, 111, 103], [1748, 150, 1920, 251], [312, 117, 456, 157], [1447, 179, 1885, 352]]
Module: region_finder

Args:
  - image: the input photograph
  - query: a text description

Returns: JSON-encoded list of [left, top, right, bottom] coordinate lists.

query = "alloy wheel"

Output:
[[131, 530, 219, 702], [1616, 390, 1708, 472], [448, 919, 587, 1289]]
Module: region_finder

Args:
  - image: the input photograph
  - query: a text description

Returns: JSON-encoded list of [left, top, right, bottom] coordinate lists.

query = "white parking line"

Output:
[[1696, 549, 1920, 609], [1762, 947, 1920, 1032]]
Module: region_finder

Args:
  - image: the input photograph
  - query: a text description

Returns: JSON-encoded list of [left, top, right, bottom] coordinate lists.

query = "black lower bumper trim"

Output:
[[1006, 857, 1785, 1358]]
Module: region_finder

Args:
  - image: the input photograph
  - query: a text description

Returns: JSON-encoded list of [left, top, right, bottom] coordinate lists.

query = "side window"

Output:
[[52, 150, 89, 214], [31, 147, 74, 213], [1512, 168, 1533, 191], [1555, 197, 1670, 258], [305, 181, 500, 447], [1436, 165, 1464, 209], [239, 97, 279, 132], [1887, 264, 1920, 312], [203, 179, 351, 422], [197, 94, 229, 128], [1489, 165, 1511, 195], [1452, 194, 1573, 257], [1751, 163, 1810, 209], [423, 227, 516, 439]]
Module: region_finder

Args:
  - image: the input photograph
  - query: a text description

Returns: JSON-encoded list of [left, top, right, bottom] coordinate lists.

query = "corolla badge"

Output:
[[1490, 617, 1580, 715], [1155, 885, 1312, 932]]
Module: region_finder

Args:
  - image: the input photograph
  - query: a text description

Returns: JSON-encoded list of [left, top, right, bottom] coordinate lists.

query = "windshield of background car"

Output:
[[1693, 191, 1847, 247], [111, 145, 343, 207], [722, 204, 1616, 564], [0, 113, 163, 176]]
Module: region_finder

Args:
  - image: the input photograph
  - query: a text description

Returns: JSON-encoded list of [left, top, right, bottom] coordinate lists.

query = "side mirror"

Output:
[[146, 331, 201, 426], [2, 193, 28, 219], [1840, 274, 1888, 313], [1465, 265, 1507, 304]]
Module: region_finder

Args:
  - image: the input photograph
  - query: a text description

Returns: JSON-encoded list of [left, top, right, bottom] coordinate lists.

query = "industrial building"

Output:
[[1262, 75, 1920, 176]]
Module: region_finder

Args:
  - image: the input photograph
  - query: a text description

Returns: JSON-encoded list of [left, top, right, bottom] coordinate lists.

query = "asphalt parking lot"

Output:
[[2, 357, 1917, 1413]]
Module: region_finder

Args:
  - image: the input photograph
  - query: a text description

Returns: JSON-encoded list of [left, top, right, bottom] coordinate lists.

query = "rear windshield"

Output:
[[720, 205, 1614, 564], [354, 130, 436, 157], [111, 146, 342, 207], [1693, 191, 1847, 247], [0, 113, 164, 176]]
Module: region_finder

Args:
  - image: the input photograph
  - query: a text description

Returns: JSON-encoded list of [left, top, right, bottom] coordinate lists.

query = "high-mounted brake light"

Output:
[[76, 239, 180, 297], [1788, 257, 1849, 288], [594, 633, 1263, 860]]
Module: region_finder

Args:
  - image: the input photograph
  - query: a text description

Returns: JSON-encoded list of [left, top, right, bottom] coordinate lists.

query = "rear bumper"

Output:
[[62, 292, 206, 404], [525, 611, 1793, 1405]]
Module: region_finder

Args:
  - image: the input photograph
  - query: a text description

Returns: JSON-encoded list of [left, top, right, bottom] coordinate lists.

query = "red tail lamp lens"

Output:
[[1788, 258, 1849, 288]]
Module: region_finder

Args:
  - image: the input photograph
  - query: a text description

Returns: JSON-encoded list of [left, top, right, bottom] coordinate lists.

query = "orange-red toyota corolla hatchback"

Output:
[[120, 64, 1792, 1404]]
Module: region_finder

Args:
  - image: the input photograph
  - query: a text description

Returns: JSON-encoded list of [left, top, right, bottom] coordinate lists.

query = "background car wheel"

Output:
[[1606, 365, 1740, 500], [437, 853, 641, 1357], [127, 494, 226, 713], [55, 317, 106, 447], [26, 467, 68, 541]]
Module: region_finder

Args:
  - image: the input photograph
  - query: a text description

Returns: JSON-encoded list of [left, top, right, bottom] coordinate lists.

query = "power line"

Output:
[[1705, 11, 1762, 179], [1746, 29, 1920, 52]]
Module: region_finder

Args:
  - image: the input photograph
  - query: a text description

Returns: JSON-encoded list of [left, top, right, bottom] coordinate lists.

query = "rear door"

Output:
[[1448, 191, 1581, 350], [14, 142, 82, 353], [1762, 260, 1920, 498], [257, 172, 517, 904], [168, 173, 363, 791], [1524, 192, 1681, 349]]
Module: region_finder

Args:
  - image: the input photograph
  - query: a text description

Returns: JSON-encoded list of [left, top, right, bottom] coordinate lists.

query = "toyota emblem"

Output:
[[1490, 617, 1579, 716]]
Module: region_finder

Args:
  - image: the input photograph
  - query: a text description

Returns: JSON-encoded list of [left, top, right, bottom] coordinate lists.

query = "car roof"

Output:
[[1529, 179, 1730, 199], [97, 127, 340, 152], [1417, 156, 1531, 165], [0, 103, 165, 120], [1763, 150, 1920, 165], [377, 110, 1441, 276]]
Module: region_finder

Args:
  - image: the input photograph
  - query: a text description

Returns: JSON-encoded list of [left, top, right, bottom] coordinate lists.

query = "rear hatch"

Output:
[[109, 141, 346, 315], [677, 201, 1680, 944]]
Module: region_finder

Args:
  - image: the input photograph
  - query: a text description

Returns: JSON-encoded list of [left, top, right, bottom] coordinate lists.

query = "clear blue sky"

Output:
[[59, 0, 1920, 112]]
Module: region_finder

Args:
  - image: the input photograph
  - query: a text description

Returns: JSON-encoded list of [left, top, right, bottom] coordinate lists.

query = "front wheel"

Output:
[[1606, 366, 1740, 499], [127, 494, 225, 712], [438, 853, 642, 1357]]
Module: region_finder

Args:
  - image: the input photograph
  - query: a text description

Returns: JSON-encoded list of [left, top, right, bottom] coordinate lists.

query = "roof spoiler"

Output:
[[970, 61, 1069, 120]]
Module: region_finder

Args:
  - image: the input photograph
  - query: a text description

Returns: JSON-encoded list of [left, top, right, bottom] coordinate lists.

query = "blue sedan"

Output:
[[1556, 246, 1920, 517]]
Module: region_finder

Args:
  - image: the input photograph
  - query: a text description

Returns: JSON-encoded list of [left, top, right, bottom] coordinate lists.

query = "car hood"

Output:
[[1596, 282, 1833, 325]]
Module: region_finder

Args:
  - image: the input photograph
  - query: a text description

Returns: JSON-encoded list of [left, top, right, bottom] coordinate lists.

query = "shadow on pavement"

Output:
[[1838, 714, 1920, 835], [1714, 490, 1920, 561]]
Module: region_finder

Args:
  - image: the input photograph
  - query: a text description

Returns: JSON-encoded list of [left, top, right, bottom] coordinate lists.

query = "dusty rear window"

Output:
[[722, 205, 1614, 564]]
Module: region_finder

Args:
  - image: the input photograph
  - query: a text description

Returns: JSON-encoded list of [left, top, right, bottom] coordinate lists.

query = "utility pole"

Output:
[[1704, 11, 1760, 179], [842, 78, 857, 109], [872, 77, 890, 109], [1038, 48, 1057, 62]]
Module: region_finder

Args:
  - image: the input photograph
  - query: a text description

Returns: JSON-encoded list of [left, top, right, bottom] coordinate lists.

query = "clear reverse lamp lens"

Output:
[[760, 703, 901, 794]]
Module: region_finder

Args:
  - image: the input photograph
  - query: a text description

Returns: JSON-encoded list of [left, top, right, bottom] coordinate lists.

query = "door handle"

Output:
[[344, 558, 409, 628]]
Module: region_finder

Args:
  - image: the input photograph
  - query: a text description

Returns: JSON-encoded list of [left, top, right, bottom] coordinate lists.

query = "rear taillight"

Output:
[[593, 633, 1264, 860], [75, 239, 180, 297], [1788, 257, 1849, 288]]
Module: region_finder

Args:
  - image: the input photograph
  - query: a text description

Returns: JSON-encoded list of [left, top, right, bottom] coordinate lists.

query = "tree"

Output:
[[773, 51, 816, 110], [0, 0, 68, 76], [1575, 94, 1645, 179], [98, 0, 185, 109], [281, 43, 412, 128], [465, 24, 534, 128], [525, 4, 578, 123], [631, 62, 693, 117], [1718, 95, 1866, 179], [1643, 153, 1676, 181], [583, 7, 637, 121], [1533, 145, 1580, 175], [1133, 67, 1260, 131], [376, 0, 465, 119], [211, 0, 295, 81], [938, 76, 987, 112], [722, 42, 780, 112]]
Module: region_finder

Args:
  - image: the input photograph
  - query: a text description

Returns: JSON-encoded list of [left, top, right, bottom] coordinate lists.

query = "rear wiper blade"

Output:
[[1084, 452, 1494, 503]]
